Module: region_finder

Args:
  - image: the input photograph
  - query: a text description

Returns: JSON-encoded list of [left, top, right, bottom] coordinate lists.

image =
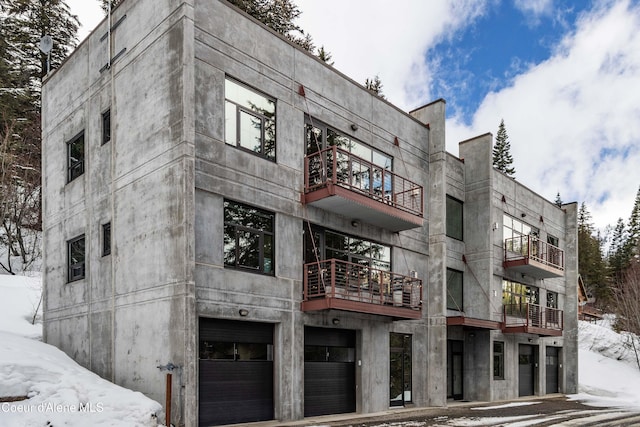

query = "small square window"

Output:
[[102, 222, 111, 256], [68, 235, 85, 282], [102, 109, 111, 145]]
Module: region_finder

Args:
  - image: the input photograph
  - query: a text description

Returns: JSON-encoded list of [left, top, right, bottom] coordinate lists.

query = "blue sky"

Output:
[[428, 1, 586, 123], [70, 0, 640, 233]]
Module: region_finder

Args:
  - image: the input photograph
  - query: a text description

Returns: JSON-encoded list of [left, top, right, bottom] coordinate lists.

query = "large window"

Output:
[[304, 227, 391, 271], [67, 235, 85, 282], [503, 214, 539, 254], [67, 131, 85, 182], [502, 279, 539, 317], [446, 196, 463, 240], [493, 341, 505, 380], [225, 78, 276, 160], [446, 268, 463, 311], [224, 200, 274, 275]]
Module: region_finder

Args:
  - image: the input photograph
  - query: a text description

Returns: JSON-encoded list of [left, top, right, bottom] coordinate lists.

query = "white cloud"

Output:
[[295, 0, 489, 109], [448, 0, 640, 229]]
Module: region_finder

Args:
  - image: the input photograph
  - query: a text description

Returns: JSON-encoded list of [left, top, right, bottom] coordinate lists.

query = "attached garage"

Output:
[[198, 318, 274, 426], [304, 326, 356, 417]]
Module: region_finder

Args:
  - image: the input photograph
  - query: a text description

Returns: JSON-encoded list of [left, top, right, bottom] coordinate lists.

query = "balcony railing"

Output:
[[503, 236, 565, 278], [301, 259, 422, 319], [303, 146, 423, 231], [502, 303, 563, 336]]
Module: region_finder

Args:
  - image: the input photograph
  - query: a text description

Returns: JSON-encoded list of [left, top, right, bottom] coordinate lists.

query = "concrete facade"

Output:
[[41, 1, 578, 426]]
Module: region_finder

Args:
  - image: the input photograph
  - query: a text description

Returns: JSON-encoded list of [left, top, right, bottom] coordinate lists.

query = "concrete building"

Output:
[[41, 0, 578, 426]]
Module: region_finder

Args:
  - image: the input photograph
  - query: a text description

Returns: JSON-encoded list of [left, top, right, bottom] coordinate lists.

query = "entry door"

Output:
[[390, 333, 412, 406], [304, 327, 356, 417], [518, 344, 536, 396], [546, 346, 559, 394], [447, 340, 464, 400]]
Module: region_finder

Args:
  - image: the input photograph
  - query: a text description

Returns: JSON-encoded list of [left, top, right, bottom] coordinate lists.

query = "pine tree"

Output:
[[609, 217, 630, 280], [99, 0, 123, 12], [555, 192, 563, 208], [578, 202, 609, 306], [492, 119, 516, 178], [0, 0, 78, 273], [224, 0, 313, 52], [626, 186, 640, 260], [365, 75, 385, 99], [317, 46, 334, 66]]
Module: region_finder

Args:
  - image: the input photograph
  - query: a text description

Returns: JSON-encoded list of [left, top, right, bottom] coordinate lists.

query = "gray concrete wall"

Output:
[[42, 1, 196, 425]]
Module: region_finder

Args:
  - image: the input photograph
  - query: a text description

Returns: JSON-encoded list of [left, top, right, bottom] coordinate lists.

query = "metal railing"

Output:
[[304, 146, 423, 217], [303, 259, 422, 310], [503, 303, 563, 331], [504, 236, 564, 271]]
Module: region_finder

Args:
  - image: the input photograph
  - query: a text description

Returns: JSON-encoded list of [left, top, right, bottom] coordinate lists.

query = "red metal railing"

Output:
[[504, 236, 564, 271], [304, 146, 423, 217], [503, 303, 563, 331], [303, 259, 422, 310]]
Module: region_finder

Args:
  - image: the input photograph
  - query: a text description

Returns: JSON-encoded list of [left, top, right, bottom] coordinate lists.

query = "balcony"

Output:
[[301, 259, 422, 320], [502, 303, 563, 336], [503, 236, 564, 278], [303, 146, 424, 232]]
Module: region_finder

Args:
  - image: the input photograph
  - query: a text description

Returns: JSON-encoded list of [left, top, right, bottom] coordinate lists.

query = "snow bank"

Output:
[[0, 275, 163, 426]]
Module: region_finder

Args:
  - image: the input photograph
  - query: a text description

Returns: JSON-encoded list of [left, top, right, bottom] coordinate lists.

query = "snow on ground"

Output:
[[0, 275, 163, 426], [570, 315, 640, 410]]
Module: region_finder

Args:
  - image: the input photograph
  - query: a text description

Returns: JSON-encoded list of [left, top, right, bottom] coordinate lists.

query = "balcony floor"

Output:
[[301, 296, 422, 320], [304, 184, 423, 232]]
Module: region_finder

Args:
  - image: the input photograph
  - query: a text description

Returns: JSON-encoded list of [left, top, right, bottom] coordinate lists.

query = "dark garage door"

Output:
[[304, 327, 356, 417], [199, 318, 274, 426]]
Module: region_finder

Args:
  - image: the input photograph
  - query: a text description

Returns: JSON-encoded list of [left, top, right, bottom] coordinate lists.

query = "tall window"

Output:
[[446, 196, 463, 240], [547, 291, 558, 309], [68, 235, 85, 282], [102, 109, 111, 145], [446, 268, 463, 311], [503, 214, 538, 253], [305, 117, 393, 198], [502, 279, 539, 317], [493, 341, 505, 380], [225, 78, 276, 160], [224, 200, 274, 275], [304, 227, 391, 271], [102, 222, 111, 256], [67, 131, 85, 182]]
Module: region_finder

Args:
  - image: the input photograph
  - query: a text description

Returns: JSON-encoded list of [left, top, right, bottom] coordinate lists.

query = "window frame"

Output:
[[67, 234, 86, 282], [223, 199, 275, 275], [67, 131, 85, 182], [446, 268, 464, 311], [102, 222, 111, 256], [446, 195, 464, 240], [493, 341, 505, 380], [224, 77, 276, 161], [102, 109, 111, 145]]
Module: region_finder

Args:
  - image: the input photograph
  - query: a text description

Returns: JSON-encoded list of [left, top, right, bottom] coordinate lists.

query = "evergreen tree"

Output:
[[224, 0, 313, 52], [364, 75, 384, 98], [492, 119, 516, 178], [626, 186, 640, 260], [609, 217, 630, 280], [99, 0, 123, 12], [555, 192, 563, 208], [0, 0, 78, 273], [317, 46, 334, 66], [578, 202, 609, 306]]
